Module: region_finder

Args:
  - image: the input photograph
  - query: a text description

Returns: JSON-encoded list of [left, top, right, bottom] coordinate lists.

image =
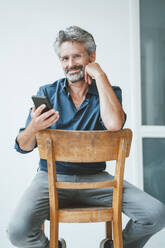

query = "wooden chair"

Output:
[[36, 128, 132, 248]]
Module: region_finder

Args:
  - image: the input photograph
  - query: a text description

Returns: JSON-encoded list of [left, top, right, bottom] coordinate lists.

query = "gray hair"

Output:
[[53, 26, 96, 56]]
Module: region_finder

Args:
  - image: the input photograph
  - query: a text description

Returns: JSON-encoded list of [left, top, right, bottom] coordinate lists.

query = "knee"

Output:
[[146, 200, 165, 229], [7, 220, 29, 247]]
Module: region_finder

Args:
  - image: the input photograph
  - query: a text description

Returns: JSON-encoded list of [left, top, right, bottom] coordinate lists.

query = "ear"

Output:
[[89, 52, 96, 62]]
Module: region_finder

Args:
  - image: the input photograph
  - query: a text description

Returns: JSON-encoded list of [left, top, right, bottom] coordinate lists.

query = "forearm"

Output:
[[17, 122, 37, 151], [95, 73, 125, 130], [16, 105, 60, 151]]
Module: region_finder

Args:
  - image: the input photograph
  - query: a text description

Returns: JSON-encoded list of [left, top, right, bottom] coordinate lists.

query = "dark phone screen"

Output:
[[31, 96, 53, 114]]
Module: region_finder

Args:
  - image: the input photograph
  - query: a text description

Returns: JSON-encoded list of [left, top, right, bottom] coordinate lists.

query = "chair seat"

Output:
[[58, 207, 113, 223]]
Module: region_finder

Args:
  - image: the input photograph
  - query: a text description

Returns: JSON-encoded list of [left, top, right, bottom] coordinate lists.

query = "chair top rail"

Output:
[[36, 128, 132, 162]]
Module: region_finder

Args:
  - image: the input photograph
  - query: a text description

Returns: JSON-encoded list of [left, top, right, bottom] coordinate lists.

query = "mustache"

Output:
[[66, 65, 83, 74]]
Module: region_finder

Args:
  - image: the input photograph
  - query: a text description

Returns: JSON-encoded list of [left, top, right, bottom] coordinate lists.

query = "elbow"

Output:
[[104, 119, 124, 131], [106, 124, 123, 131], [101, 110, 126, 131]]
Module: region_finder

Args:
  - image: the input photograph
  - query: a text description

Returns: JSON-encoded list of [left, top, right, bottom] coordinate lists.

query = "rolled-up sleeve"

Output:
[[14, 108, 36, 153], [14, 130, 34, 153], [14, 86, 46, 153]]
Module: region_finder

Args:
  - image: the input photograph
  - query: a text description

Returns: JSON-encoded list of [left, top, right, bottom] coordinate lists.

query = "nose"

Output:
[[68, 56, 76, 67]]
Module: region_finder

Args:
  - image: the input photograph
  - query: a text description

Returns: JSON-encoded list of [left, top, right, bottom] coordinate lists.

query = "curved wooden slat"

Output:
[[36, 129, 132, 162]]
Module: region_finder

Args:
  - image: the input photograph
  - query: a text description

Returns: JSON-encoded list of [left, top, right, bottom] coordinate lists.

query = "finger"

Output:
[[49, 113, 59, 124], [89, 76, 92, 85], [32, 106, 36, 112], [31, 106, 36, 117], [34, 104, 46, 117], [84, 70, 88, 83], [88, 75, 92, 85], [87, 75, 90, 84], [47, 111, 59, 122], [44, 113, 60, 127], [39, 109, 56, 121]]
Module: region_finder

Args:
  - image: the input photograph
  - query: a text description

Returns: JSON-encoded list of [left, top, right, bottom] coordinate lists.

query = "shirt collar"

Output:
[[62, 78, 70, 96], [62, 78, 98, 96]]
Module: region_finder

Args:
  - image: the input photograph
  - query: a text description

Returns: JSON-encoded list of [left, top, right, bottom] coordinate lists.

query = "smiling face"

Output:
[[59, 41, 95, 83]]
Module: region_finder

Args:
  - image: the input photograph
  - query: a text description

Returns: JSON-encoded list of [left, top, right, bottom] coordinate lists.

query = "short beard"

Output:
[[65, 66, 85, 83]]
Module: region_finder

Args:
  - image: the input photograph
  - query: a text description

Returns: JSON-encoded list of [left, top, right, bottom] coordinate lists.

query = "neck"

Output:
[[68, 80, 88, 98]]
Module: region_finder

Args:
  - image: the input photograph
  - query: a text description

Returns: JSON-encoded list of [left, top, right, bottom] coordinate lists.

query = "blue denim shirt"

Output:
[[15, 78, 126, 174]]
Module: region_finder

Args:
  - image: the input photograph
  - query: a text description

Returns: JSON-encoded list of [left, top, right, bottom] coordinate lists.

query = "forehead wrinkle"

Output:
[[59, 41, 86, 57]]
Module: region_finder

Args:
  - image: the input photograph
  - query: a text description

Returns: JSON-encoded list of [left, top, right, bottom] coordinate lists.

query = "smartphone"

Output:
[[31, 95, 53, 114]]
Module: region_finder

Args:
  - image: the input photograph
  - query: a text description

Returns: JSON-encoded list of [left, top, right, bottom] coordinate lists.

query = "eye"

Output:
[[61, 56, 69, 62], [73, 54, 82, 59]]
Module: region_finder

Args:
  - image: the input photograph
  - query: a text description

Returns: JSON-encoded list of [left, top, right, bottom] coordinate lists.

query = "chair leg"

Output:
[[112, 219, 123, 248], [50, 220, 59, 248], [106, 221, 112, 240]]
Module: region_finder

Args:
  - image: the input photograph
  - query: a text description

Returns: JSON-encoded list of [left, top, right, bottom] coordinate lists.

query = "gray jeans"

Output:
[[7, 170, 165, 248]]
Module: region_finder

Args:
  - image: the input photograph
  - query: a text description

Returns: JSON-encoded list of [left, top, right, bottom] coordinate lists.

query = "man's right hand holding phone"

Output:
[[29, 104, 59, 133], [17, 104, 59, 152]]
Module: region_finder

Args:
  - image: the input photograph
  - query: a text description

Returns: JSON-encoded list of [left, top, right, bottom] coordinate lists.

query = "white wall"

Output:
[[0, 0, 164, 247]]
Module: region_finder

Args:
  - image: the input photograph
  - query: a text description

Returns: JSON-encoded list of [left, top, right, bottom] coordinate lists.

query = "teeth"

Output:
[[69, 70, 79, 73]]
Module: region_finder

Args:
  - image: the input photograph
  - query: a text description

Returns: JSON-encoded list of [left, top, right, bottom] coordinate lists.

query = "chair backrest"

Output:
[[36, 129, 132, 163], [37, 129, 132, 248], [36, 128, 133, 242]]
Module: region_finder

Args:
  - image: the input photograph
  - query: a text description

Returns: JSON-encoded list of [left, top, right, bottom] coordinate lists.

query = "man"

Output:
[[7, 26, 165, 248]]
